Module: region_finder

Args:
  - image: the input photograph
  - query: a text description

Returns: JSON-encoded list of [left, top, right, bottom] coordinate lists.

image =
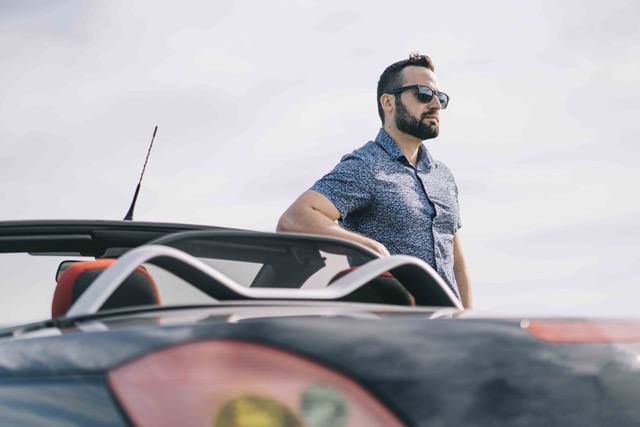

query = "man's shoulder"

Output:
[[340, 140, 386, 163], [433, 158, 453, 173]]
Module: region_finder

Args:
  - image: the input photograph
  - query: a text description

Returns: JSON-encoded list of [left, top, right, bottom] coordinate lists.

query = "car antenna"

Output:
[[123, 126, 158, 221]]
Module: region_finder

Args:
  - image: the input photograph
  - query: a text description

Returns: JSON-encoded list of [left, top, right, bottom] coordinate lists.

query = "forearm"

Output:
[[455, 266, 472, 309], [452, 232, 472, 309]]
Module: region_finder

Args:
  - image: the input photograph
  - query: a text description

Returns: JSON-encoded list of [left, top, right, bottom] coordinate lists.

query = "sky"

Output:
[[1, 0, 639, 317]]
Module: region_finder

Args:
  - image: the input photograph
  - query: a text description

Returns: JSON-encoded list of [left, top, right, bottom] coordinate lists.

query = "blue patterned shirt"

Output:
[[310, 129, 462, 297]]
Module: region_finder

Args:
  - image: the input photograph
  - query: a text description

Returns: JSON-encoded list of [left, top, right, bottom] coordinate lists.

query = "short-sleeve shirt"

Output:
[[310, 128, 462, 297]]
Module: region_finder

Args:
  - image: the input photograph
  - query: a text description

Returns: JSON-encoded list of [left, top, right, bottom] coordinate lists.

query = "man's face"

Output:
[[392, 67, 442, 141], [394, 95, 439, 140]]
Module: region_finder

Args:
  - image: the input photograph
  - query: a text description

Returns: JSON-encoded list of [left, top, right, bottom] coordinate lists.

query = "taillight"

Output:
[[523, 319, 640, 343], [108, 340, 404, 427]]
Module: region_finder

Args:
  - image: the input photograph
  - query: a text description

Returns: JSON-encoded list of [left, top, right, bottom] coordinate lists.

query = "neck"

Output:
[[383, 125, 422, 166]]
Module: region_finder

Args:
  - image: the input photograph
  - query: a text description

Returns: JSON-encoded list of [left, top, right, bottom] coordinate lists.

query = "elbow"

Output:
[[276, 212, 295, 233], [277, 206, 313, 234]]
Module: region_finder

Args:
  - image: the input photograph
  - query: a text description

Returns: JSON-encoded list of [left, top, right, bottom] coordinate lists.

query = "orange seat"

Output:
[[52, 259, 160, 318]]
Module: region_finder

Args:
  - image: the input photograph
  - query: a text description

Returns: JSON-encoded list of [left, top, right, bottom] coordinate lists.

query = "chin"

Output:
[[419, 127, 439, 140]]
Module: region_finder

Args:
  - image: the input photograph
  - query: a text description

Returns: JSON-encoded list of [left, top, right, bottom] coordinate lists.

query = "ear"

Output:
[[380, 93, 394, 116]]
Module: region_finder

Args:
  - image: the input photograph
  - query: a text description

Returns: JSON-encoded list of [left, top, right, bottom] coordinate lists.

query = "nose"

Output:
[[428, 96, 442, 111]]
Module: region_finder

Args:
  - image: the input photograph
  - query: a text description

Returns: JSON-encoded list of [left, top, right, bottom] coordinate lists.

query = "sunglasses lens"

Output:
[[416, 87, 434, 103], [414, 86, 449, 109], [437, 93, 449, 109]]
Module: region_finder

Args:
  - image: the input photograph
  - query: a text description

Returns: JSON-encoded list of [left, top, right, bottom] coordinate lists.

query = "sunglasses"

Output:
[[388, 85, 450, 109]]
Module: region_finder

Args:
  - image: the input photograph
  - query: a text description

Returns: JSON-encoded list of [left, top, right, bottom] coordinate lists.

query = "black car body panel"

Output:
[[2, 312, 640, 426], [0, 376, 126, 427]]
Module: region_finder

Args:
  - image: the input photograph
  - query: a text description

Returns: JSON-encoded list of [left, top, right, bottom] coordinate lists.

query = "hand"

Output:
[[366, 239, 390, 258]]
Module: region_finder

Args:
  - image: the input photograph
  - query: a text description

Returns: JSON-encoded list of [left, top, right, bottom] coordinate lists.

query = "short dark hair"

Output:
[[376, 52, 435, 123]]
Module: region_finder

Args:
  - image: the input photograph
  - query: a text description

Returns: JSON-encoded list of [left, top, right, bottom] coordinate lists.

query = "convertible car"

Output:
[[0, 219, 639, 426]]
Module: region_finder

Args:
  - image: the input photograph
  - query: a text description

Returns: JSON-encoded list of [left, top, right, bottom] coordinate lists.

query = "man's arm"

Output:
[[453, 232, 472, 309], [277, 190, 390, 257]]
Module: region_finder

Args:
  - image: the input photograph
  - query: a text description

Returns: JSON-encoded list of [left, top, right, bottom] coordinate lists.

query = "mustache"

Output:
[[421, 110, 439, 120]]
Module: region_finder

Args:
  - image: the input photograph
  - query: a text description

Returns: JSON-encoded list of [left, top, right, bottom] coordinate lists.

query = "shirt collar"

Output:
[[374, 128, 433, 170]]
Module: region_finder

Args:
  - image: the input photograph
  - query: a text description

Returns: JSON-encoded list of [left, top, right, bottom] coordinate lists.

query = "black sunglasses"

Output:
[[388, 85, 450, 109]]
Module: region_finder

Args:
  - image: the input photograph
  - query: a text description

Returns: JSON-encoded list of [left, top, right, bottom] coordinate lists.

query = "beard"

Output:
[[395, 99, 439, 140]]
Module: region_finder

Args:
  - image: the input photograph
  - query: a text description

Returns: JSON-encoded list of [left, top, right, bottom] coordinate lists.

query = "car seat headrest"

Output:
[[329, 267, 415, 306], [52, 259, 160, 318]]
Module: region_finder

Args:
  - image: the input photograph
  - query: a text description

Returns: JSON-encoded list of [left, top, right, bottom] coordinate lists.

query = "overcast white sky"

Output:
[[1, 0, 639, 317]]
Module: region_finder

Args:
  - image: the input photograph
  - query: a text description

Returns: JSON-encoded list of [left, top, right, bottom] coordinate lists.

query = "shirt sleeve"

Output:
[[310, 153, 371, 221]]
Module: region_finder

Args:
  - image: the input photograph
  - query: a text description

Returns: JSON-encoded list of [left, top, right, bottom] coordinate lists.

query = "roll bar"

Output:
[[66, 245, 462, 316]]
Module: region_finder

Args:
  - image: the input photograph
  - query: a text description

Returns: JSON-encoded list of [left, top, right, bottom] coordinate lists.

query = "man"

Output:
[[277, 53, 472, 308]]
